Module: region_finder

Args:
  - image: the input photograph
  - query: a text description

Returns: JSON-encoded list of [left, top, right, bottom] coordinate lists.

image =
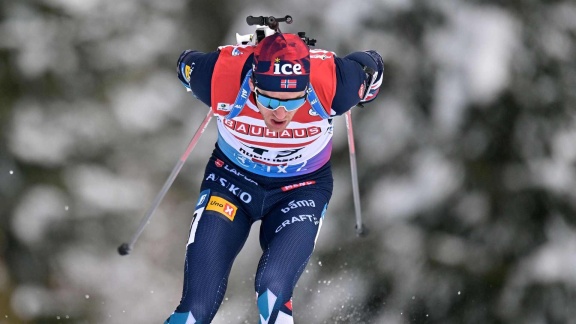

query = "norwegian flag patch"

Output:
[[280, 79, 297, 89]]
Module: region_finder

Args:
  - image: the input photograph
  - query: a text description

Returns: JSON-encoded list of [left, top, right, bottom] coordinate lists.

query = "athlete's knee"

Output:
[[255, 252, 308, 298], [256, 267, 296, 300]]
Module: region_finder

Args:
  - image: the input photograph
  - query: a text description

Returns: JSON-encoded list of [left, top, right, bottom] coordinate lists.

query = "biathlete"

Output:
[[165, 26, 383, 324]]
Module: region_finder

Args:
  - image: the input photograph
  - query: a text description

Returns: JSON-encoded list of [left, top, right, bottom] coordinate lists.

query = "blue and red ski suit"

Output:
[[165, 40, 383, 324]]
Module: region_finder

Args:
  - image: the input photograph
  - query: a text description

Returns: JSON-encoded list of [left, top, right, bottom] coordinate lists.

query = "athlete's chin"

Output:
[[266, 120, 290, 132]]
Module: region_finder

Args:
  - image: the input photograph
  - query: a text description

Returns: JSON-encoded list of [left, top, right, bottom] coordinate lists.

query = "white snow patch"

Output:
[[11, 185, 68, 245]]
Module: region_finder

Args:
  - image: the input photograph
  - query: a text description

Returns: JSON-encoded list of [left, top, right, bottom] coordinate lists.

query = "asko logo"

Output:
[[273, 58, 303, 75]]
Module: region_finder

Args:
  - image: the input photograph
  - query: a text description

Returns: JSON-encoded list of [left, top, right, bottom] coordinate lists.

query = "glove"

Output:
[[360, 50, 383, 103]]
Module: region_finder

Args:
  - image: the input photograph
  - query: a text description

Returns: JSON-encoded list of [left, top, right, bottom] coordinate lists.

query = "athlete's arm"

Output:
[[176, 48, 383, 114], [176, 50, 219, 106], [332, 50, 384, 115], [177, 50, 254, 107]]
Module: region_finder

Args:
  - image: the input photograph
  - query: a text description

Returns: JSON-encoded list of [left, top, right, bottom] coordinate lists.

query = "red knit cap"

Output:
[[253, 33, 310, 92]]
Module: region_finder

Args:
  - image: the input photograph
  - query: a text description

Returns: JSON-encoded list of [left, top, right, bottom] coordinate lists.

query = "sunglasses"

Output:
[[254, 89, 307, 111]]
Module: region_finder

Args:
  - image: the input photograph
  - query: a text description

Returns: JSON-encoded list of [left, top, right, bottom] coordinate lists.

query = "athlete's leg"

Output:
[[165, 190, 252, 323], [255, 190, 330, 324]]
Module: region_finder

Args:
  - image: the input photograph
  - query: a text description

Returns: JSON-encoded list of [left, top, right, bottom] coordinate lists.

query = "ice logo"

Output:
[[273, 62, 303, 75]]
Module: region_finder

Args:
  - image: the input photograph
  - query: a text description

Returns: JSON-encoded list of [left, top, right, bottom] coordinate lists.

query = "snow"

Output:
[[11, 185, 68, 245], [2, 0, 576, 322], [427, 3, 520, 135]]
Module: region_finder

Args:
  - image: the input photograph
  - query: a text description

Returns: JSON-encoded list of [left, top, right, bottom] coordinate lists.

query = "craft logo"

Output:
[[275, 214, 319, 233], [206, 196, 237, 221]]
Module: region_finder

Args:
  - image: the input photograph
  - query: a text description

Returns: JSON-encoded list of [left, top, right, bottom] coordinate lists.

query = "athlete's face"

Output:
[[252, 86, 307, 133]]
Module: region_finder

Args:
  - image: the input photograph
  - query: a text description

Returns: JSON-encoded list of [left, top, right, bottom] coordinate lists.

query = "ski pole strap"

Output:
[[226, 73, 331, 120], [225, 69, 253, 119], [306, 84, 331, 119]]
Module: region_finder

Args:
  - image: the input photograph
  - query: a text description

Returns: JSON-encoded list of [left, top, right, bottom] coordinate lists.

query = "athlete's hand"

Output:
[[360, 50, 383, 104]]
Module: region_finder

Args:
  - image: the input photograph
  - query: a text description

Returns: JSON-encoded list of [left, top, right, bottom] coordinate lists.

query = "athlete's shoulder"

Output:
[[309, 48, 336, 61], [216, 44, 255, 63], [217, 44, 255, 52], [213, 44, 255, 79], [176, 50, 220, 106]]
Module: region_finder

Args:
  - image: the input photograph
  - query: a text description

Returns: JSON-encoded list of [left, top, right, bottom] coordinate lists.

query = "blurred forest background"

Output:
[[1, 0, 576, 323]]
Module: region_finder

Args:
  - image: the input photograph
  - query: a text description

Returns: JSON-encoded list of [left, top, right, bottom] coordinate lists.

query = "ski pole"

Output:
[[118, 109, 214, 255], [344, 110, 365, 236]]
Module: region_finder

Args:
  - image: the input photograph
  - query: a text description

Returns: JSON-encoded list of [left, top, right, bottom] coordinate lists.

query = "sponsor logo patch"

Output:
[[281, 180, 316, 192], [281, 199, 316, 213], [273, 58, 303, 75], [232, 47, 243, 56], [223, 119, 321, 138], [275, 214, 319, 233], [217, 103, 232, 112], [184, 64, 192, 82], [196, 190, 209, 207], [205, 173, 253, 203], [310, 49, 334, 60], [221, 161, 259, 185], [206, 196, 237, 221]]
